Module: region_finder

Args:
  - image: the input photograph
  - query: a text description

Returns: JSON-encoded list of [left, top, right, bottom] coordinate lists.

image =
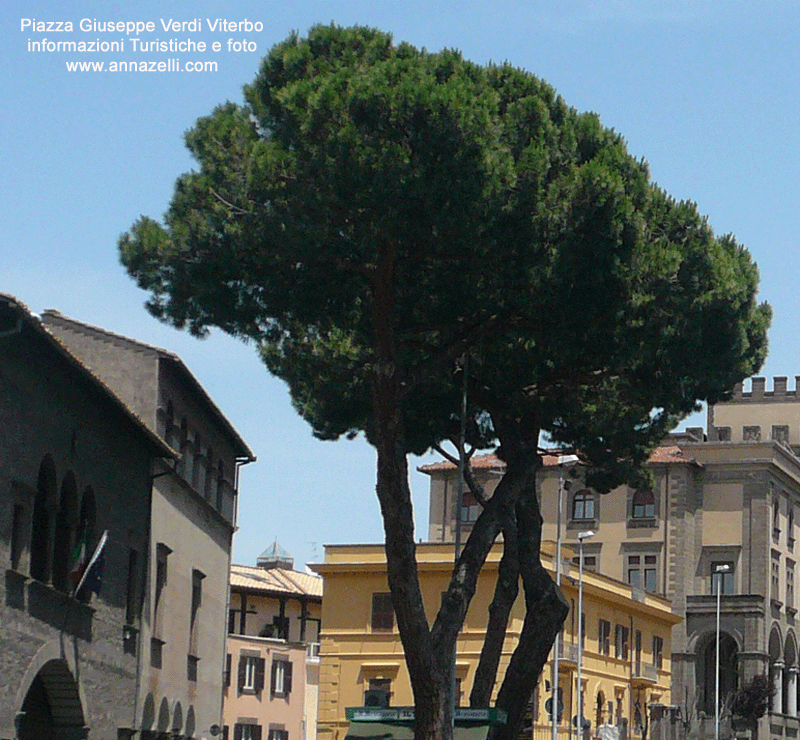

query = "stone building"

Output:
[[0, 293, 175, 740], [421, 381, 800, 740], [40, 310, 256, 740], [223, 543, 322, 740]]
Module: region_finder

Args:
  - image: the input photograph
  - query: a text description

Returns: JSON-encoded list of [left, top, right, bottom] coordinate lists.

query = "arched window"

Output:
[[192, 434, 203, 491], [572, 490, 595, 520], [30, 456, 57, 582], [205, 448, 214, 501], [631, 489, 655, 519], [52, 472, 78, 592], [165, 401, 177, 448], [216, 460, 225, 510]]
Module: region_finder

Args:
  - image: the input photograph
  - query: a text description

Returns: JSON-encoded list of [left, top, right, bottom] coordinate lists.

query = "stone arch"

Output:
[[769, 625, 783, 713], [157, 697, 171, 732], [172, 700, 183, 735], [785, 631, 798, 715], [185, 706, 196, 738], [141, 692, 156, 731], [17, 659, 85, 740], [30, 455, 57, 582], [52, 471, 78, 592], [696, 630, 739, 716]]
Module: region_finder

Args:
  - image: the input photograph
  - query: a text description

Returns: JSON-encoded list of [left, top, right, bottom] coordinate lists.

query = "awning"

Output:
[[345, 722, 492, 740]]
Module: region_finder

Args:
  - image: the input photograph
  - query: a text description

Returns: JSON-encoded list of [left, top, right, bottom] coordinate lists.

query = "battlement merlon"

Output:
[[725, 376, 800, 403]]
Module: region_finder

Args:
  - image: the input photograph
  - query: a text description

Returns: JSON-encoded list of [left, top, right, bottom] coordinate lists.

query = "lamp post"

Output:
[[551, 455, 579, 740], [714, 563, 731, 740], [576, 530, 594, 740]]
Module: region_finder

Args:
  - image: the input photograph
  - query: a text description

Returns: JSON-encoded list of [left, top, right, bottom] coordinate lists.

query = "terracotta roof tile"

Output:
[[230, 564, 323, 598]]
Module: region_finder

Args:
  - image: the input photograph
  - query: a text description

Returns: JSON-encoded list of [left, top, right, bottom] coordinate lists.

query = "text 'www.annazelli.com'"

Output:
[[65, 59, 217, 72]]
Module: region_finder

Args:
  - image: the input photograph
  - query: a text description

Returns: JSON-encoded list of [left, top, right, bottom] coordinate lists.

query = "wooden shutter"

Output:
[[284, 660, 293, 694], [252, 726, 263, 740], [270, 658, 278, 696], [234, 725, 243, 740], [255, 657, 266, 692], [237, 655, 247, 691], [225, 653, 231, 687]]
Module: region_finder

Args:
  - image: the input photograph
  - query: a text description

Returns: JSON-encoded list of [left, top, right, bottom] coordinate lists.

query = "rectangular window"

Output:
[[365, 678, 392, 708], [788, 564, 795, 610], [572, 490, 595, 520], [268, 730, 288, 740], [125, 549, 138, 624], [190, 569, 205, 658], [154, 543, 171, 640], [572, 555, 597, 571], [773, 559, 781, 601], [371, 592, 394, 631], [150, 638, 164, 669], [653, 635, 664, 670], [711, 562, 735, 595], [631, 490, 656, 519], [460, 492, 481, 522], [598, 619, 611, 655], [627, 554, 658, 592], [238, 654, 265, 693], [580, 613, 586, 648], [234, 724, 263, 740], [271, 658, 293, 697], [615, 625, 629, 660], [187, 654, 199, 682]]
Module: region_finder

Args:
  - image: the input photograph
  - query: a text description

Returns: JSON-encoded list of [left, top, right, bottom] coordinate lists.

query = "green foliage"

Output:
[[120, 23, 770, 482], [731, 674, 773, 722]]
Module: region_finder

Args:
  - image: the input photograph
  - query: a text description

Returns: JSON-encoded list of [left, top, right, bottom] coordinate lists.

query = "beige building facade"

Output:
[[312, 542, 678, 740], [423, 376, 800, 739], [223, 545, 322, 740]]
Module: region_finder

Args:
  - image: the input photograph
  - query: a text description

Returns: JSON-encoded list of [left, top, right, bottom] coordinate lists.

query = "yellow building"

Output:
[[311, 541, 680, 740]]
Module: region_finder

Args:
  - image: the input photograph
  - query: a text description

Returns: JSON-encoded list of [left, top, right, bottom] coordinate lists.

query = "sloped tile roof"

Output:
[[230, 563, 323, 599], [418, 445, 695, 474]]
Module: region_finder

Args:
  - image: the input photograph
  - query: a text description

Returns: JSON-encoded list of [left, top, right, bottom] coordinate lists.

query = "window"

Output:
[[627, 555, 657, 592], [788, 563, 796, 610], [238, 654, 265, 693], [371, 592, 394, 631], [216, 460, 226, 510], [790, 507, 796, 550], [150, 638, 164, 669], [52, 472, 78, 593], [125, 549, 138, 624], [187, 654, 199, 682], [234, 724, 262, 740], [711, 562, 735, 595], [271, 658, 293, 697], [572, 555, 597, 572], [772, 559, 781, 602], [572, 490, 595, 520], [153, 543, 171, 641], [743, 425, 761, 442], [365, 678, 392, 707], [460, 493, 481, 522], [615, 625, 629, 660], [715, 426, 732, 442], [773, 425, 790, 444], [631, 489, 655, 519], [225, 653, 231, 687], [580, 613, 586, 648], [598, 620, 611, 655], [205, 448, 214, 500], [653, 635, 663, 669], [268, 730, 288, 740], [774, 497, 781, 538]]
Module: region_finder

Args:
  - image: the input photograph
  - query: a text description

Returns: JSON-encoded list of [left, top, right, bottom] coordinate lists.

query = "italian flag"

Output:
[[68, 532, 88, 589]]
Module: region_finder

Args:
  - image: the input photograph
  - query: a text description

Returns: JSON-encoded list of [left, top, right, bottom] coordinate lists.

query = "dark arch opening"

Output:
[[18, 660, 85, 740], [52, 471, 78, 592], [30, 456, 57, 582], [698, 632, 738, 715]]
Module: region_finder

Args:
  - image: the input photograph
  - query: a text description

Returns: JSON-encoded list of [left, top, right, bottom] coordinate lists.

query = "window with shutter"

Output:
[[255, 657, 266, 692], [225, 653, 231, 687], [271, 658, 292, 697]]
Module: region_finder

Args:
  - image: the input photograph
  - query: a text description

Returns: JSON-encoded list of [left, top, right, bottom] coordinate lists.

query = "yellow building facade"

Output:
[[312, 541, 680, 740]]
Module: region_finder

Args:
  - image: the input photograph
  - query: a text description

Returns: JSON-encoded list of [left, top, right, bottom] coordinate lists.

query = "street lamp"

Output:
[[551, 455, 579, 740], [576, 530, 594, 740], [714, 563, 731, 740]]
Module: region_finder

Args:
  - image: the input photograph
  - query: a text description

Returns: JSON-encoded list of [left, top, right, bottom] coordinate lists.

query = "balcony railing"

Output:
[[632, 663, 658, 682], [558, 642, 579, 663]]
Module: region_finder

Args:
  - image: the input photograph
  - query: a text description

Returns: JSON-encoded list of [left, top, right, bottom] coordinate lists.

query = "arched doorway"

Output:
[[18, 660, 86, 740], [697, 632, 738, 715]]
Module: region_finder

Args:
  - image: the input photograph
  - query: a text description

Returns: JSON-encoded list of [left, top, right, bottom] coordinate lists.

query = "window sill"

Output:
[[627, 518, 657, 529], [567, 519, 597, 531]]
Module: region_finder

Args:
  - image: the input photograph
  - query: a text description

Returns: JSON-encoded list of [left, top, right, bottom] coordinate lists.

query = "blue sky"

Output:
[[3, 1, 799, 570]]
